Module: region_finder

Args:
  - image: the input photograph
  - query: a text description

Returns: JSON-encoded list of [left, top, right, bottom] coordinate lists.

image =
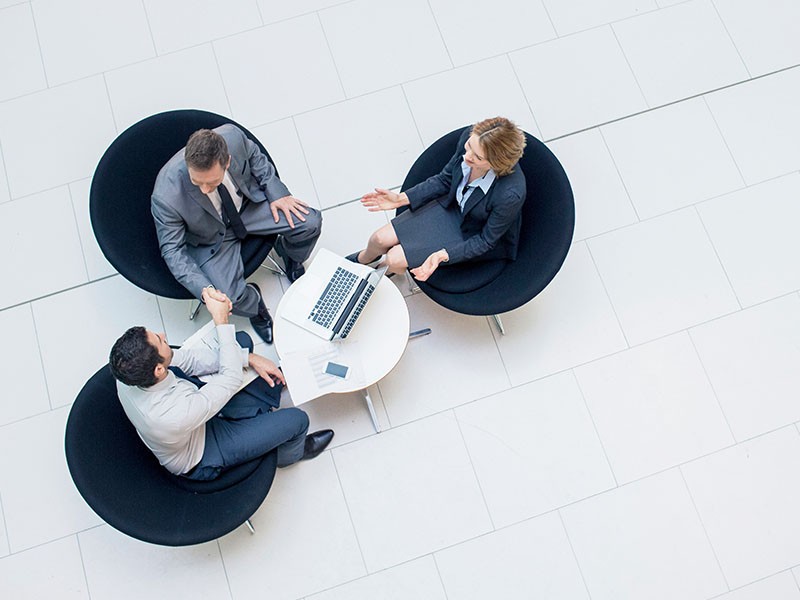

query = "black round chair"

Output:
[[400, 126, 575, 321], [90, 109, 280, 299], [65, 365, 278, 546]]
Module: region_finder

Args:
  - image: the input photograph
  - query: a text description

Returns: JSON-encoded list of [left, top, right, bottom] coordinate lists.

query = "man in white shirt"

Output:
[[110, 287, 333, 480]]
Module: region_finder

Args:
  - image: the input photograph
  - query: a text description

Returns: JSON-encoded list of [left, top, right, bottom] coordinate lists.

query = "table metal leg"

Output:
[[363, 388, 382, 433]]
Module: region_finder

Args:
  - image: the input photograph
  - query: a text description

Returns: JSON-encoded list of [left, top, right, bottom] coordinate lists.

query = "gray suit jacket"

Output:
[[151, 124, 290, 299]]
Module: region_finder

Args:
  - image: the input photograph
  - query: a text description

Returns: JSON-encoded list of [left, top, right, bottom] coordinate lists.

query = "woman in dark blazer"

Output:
[[348, 117, 527, 281]]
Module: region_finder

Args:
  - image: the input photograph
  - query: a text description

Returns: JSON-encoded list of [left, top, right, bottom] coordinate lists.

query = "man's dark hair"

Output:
[[184, 129, 229, 171], [109, 326, 162, 387]]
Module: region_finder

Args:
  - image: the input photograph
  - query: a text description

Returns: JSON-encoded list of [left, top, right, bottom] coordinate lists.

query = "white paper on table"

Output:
[[278, 341, 365, 406], [180, 320, 258, 391]]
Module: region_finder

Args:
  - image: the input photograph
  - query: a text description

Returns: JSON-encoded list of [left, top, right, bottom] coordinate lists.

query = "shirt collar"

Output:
[[460, 160, 496, 194]]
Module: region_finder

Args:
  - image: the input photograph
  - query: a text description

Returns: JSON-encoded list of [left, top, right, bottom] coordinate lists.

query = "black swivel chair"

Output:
[[65, 365, 278, 546], [400, 126, 575, 332], [90, 109, 283, 305]]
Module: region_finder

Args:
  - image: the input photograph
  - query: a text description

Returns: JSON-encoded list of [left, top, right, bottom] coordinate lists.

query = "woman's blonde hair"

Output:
[[471, 117, 526, 176]]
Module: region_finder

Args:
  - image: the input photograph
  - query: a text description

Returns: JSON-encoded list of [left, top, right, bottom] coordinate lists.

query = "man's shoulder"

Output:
[[153, 149, 189, 199]]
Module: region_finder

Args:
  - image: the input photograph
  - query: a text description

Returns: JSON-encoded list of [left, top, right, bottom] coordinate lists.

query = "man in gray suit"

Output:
[[152, 124, 322, 344]]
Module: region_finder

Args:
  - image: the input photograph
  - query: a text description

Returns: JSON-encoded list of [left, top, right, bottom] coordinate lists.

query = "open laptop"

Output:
[[282, 248, 388, 341]]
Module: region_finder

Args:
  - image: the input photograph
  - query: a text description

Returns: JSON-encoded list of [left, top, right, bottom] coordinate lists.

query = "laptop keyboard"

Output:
[[309, 267, 359, 327], [340, 284, 375, 338]]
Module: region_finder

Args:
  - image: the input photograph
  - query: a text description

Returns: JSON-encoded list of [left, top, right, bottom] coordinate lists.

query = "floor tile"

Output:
[[542, 0, 657, 35], [706, 68, 800, 185], [313, 199, 390, 260], [0, 537, 88, 600], [0, 495, 6, 557], [601, 98, 744, 219], [0, 304, 50, 425], [0, 145, 9, 205], [300, 385, 390, 449], [715, 572, 800, 600], [0, 4, 46, 101], [511, 26, 647, 139], [429, 0, 556, 66], [294, 88, 422, 207], [320, 0, 451, 97], [32, 0, 154, 86], [689, 294, 800, 441], [68, 178, 116, 282], [494, 243, 628, 386], [105, 44, 230, 133], [378, 293, 509, 427], [307, 556, 447, 600], [612, 0, 748, 106], [0, 188, 88, 310], [403, 56, 539, 146], [0, 408, 102, 552], [588, 208, 739, 346], [219, 452, 365, 600], [142, 0, 260, 55], [456, 371, 615, 528], [714, 0, 800, 76], [0, 76, 117, 199], [32, 276, 163, 408], [682, 427, 800, 588], [436, 513, 589, 600], [80, 525, 230, 600], [251, 119, 323, 209], [698, 174, 800, 307], [575, 332, 733, 483], [333, 412, 492, 572], [561, 469, 727, 600], [215, 14, 344, 126], [547, 129, 637, 240], [257, 0, 349, 24]]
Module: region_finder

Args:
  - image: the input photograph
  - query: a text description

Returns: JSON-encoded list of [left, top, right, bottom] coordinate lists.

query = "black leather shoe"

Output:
[[302, 429, 334, 460], [250, 312, 273, 345], [275, 237, 305, 283], [247, 282, 274, 344]]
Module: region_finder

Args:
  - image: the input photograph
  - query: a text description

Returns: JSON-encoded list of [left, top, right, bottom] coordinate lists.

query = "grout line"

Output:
[[537, 0, 559, 39], [210, 42, 235, 118], [215, 538, 236, 600], [253, 0, 266, 27], [74, 533, 93, 600], [609, 23, 650, 108], [506, 53, 544, 139], [792, 566, 800, 592], [26, 0, 50, 89], [65, 182, 91, 282], [289, 116, 324, 208], [0, 273, 119, 314], [709, 0, 752, 79], [329, 452, 370, 575], [28, 302, 55, 412], [138, 0, 158, 58], [486, 315, 513, 389], [693, 204, 743, 310], [399, 85, 425, 151], [685, 329, 738, 443], [702, 94, 748, 185], [431, 553, 452, 600], [570, 370, 619, 488], [678, 465, 731, 592], [316, 11, 348, 99], [0, 139, 11, 203], [101, 72, 120, 135], [557, 509, 594, 600], [425, 0, 455, 69], [597, 127, 641, 222], [583, 240, 631, 349], [452, 410, 497, 532], [0, 489, 10, 556]]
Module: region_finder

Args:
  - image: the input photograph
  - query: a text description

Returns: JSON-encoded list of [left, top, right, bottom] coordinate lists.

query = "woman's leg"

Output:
[[358, 223, 400, 264], [384, 244, 409, 275]]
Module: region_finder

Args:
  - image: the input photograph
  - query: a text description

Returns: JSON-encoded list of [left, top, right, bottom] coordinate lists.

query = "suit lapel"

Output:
[[182, 170, 224, 224], [460, 186, 486, 220]]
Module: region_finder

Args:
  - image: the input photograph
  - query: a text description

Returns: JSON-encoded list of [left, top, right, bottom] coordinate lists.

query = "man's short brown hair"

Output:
[[471, 117, 526, 177], [184, 129, 229, 171]]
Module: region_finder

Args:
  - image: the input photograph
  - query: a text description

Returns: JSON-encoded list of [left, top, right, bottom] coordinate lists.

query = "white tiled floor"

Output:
[[0, 1, 798, 598]]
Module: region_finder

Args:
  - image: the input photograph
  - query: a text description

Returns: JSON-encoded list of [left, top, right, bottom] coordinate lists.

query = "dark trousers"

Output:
[[183, 333, 309, 480]]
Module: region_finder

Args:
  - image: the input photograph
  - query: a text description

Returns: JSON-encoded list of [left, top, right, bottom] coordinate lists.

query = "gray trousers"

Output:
[[202, 201, 322, 317]]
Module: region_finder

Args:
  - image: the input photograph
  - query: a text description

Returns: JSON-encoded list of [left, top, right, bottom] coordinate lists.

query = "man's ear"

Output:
[[154, 363, 166, 380], [226, 155, 232, 170]]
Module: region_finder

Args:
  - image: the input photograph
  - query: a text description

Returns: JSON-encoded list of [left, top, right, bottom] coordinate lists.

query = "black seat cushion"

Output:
[[65, 365, 277, 546], [90, 109, 278, 299]]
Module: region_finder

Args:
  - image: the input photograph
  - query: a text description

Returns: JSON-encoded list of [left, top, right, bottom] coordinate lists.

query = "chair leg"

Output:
[[491, 314, 506, 335], [189, 301, 202, 321], [259, 253, 286, 276], [245, 519, 255, 534], [404, 270, 421, 294]]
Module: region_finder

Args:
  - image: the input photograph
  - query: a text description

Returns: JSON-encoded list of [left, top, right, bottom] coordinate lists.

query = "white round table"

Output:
[[274, 273, 410, 432]]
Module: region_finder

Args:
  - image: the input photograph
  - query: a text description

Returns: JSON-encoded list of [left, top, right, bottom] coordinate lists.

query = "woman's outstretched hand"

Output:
[[361, 188, 410, 212], [410, 249, 449, 282]]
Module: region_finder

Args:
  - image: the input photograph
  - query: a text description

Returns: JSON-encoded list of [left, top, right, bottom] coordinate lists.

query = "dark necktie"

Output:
[[217, 184, 248, 240], [169, 366, 206, 388]]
